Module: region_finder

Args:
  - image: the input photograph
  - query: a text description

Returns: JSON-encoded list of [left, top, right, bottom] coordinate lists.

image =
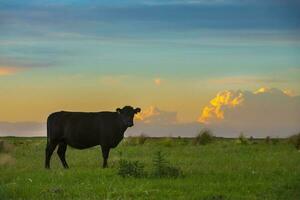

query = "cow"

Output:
[[45, 106, 141, 169]]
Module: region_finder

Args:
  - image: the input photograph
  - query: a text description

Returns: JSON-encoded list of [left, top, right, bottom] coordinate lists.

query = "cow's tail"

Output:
[[46, 116, 51, 146]]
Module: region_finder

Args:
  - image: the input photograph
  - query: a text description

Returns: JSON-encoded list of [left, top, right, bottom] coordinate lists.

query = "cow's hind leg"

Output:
[[57, 142, 69, 169], [101, 146, 110, 168], [45, 141, 58, 169]]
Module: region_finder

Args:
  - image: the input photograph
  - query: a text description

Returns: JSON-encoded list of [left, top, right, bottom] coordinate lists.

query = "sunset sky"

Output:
[[0, 0, 299, 137]]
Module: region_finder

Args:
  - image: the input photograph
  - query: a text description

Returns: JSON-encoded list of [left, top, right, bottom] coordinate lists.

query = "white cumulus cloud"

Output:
[[198, 87, 300, 137]]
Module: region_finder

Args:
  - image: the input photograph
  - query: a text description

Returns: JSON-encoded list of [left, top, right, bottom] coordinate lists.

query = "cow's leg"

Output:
[[101, 146, 110, 168], [45, 141, 58, 169], [57, 142, 69, 169]]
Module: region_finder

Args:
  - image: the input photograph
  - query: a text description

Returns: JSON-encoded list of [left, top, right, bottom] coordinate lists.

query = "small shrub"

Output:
[[249, 136, 254, 142], [152, 151, 167, 173], [117, 159, 146, 178], [288, 133, 300, 150], [236, 133, 248, 145], [193, 129, 214, 145], [265, 136, 271, 144], [152, 151, 183, 178], [137, 134, 147, 145]]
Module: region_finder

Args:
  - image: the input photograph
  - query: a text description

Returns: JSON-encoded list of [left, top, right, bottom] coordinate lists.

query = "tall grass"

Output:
[[0, 140, 4, 153], [0, 140, 15, 166], [1, 137, 300, 199], [0, 140, 14, 153]]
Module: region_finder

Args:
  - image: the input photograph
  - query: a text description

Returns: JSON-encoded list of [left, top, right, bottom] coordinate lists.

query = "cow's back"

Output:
[[47, 111, 122, 149]]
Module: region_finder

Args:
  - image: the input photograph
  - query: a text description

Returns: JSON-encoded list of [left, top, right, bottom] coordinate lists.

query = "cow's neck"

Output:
[[117, 114, 128, 134], [120, 126, 128, 134], [119, 121, 128, 133]]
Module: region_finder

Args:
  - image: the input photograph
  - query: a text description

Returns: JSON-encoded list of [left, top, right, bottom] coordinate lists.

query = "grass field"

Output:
[[0, 137, 300, 200]]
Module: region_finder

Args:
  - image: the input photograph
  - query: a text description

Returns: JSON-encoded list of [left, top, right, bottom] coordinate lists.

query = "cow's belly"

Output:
[[67, 140, 99, 149], [64, 131, 100, 149]]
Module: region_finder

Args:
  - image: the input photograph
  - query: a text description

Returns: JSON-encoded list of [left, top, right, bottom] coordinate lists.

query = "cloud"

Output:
[[282, 89, 296, 97], [135, 106, 177, 125], [0, 106, 200, 137], [198, 87, 300, 137], [198, 90, 244, 123], [127, 106, 201, 137], [154, 78, 162, 86], [0, 121, 45, 136], [2, 90, 299, 138], [0, 57, 56, 70], [0, 67, 22, 76]]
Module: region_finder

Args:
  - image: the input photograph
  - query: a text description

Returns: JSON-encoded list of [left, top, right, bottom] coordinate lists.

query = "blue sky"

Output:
[[0, 0, 300, 124]]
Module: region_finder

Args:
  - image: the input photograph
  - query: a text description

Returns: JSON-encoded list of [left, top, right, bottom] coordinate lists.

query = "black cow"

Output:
[[45, 106, 141, 169]]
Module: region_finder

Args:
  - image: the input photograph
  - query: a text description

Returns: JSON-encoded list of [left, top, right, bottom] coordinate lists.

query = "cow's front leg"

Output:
[[101, 146, 110, 168]]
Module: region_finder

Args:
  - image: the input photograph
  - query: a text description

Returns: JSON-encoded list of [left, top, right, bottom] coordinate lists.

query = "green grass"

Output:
[[0, 137, 300, 200]]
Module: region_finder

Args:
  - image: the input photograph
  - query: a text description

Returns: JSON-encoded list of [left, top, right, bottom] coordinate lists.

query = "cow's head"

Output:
[[116, 106, 141, 127]]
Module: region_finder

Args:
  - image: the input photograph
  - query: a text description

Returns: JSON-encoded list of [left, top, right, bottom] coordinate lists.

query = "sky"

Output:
[[0, 0, 300, 137]]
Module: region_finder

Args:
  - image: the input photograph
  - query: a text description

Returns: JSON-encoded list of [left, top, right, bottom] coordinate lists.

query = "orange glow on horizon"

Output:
[[0, 67, 20, 76]]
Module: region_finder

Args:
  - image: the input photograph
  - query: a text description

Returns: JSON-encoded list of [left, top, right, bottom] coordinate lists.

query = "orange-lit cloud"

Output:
[[197, 87, 300, 137], [282, 89, 295, 97], [154, 78, 162, 86], [254, 87, 270, 94], [135, 106, 177, 124], [135, 106, 158, 122], [0, 67, 21, 76], [199, 87, 298, 124], [253, 87, 296, 96], [198, 90, 243, 123]]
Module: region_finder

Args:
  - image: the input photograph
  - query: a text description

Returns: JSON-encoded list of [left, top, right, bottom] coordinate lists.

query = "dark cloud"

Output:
[[0, 56, 57, 69]]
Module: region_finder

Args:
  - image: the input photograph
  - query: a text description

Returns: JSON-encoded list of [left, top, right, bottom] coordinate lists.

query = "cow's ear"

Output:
[[116, 108, 122, 113], [134, 107, 141, 114]]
